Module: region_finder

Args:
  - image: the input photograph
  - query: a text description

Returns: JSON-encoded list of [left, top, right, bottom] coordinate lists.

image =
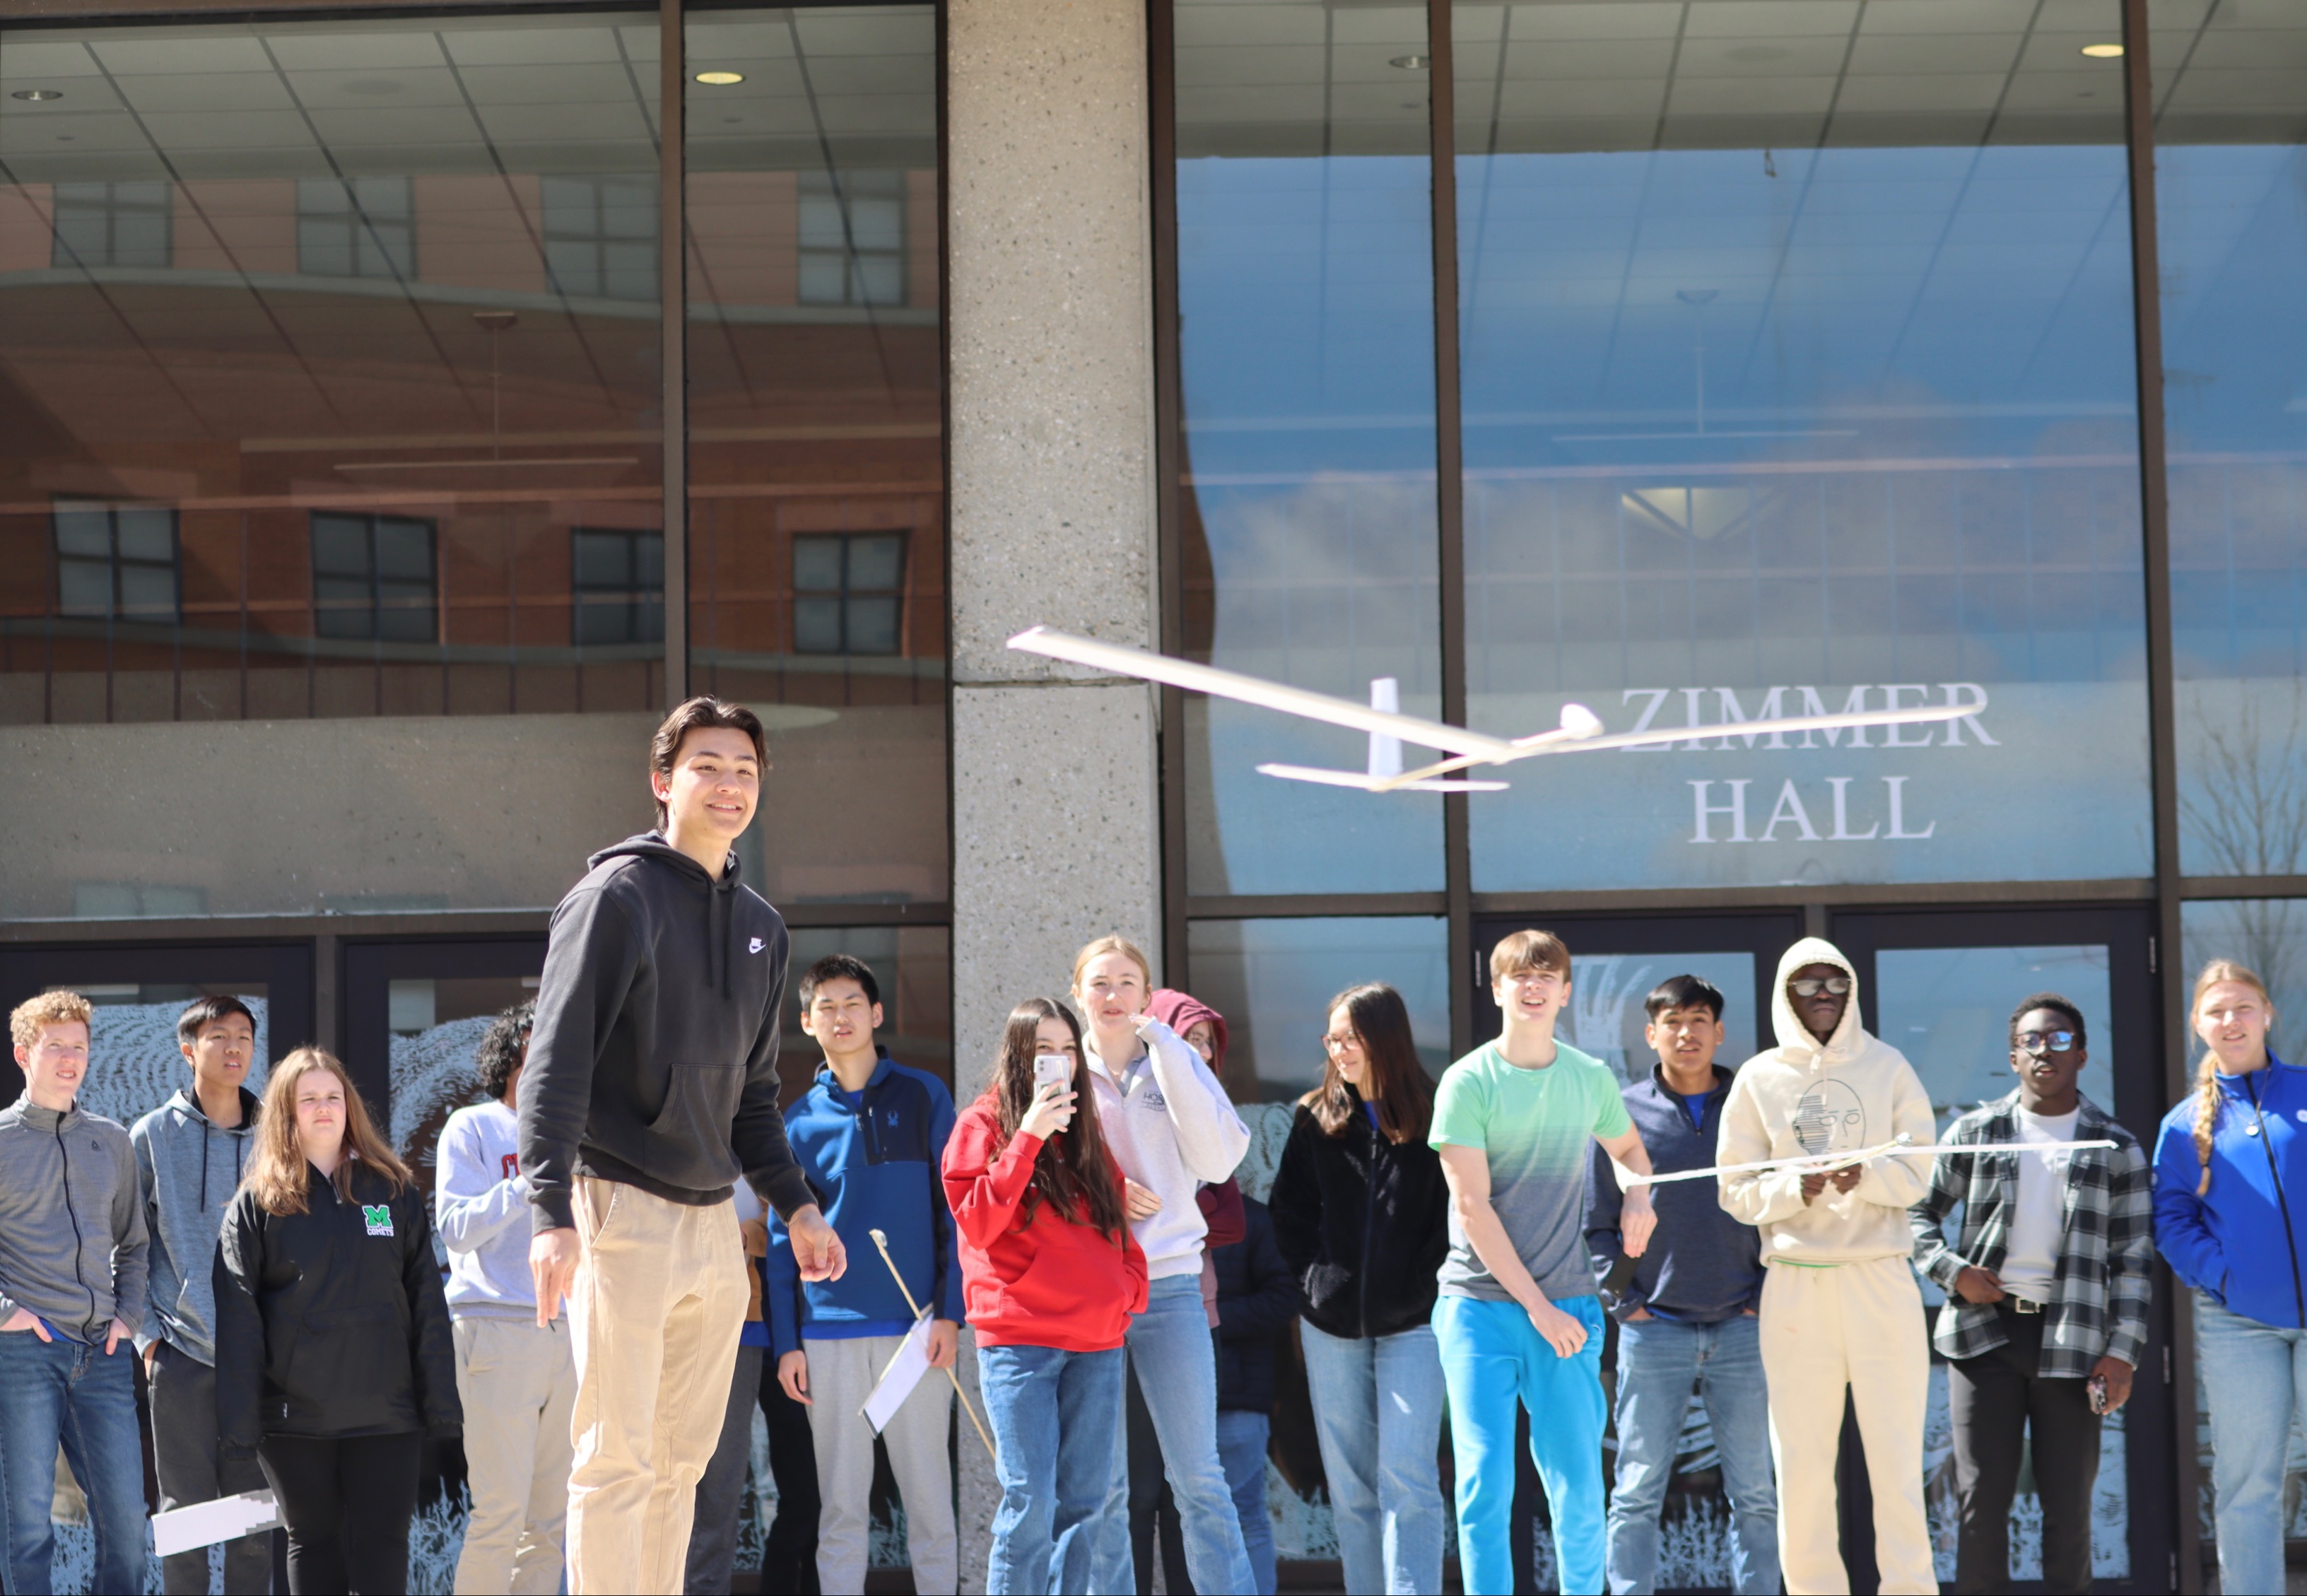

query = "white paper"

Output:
[[151, 1489, 279, 1557], [861, 1313, 934, 1434]]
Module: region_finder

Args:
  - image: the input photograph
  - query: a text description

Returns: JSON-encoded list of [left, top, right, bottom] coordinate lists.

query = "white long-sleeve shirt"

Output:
[[1087, 1018, 1251, 1281], [435, 1101, 551, 1320]]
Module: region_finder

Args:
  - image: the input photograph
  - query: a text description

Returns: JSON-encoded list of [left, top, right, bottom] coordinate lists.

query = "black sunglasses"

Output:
[[2016, 1030, 2079, 1055], [1788, 977, 1851, 997]]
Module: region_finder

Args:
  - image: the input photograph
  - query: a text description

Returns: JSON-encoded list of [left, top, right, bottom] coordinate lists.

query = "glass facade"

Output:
[[1172, 0, 1445, 896], [0, 5, 945, 919]]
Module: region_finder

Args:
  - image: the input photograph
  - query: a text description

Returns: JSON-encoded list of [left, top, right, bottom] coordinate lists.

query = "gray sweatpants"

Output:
[[802, 1334, 957, 1595], [151, 1340, 273, 1595]]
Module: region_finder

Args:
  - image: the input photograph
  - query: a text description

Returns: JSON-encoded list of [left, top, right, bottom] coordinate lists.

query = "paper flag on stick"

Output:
[[862, 1313, 936, 1435], [151, 1489, 280, 1558]]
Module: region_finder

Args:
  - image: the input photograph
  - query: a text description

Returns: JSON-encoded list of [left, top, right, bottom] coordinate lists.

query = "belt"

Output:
[[2010, 1296, 2046, 1315]]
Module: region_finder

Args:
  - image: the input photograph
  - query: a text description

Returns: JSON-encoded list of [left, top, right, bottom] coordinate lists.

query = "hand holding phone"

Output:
[[1020, 1057, 1077, 1142]]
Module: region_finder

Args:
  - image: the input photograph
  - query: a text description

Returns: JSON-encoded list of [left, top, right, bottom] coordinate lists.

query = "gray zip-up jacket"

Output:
[[0, 1098, 148, 1344], [131, 1086, 261, 1364]]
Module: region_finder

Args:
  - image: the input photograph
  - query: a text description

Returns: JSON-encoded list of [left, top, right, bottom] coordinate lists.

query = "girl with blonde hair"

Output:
[[1068, 935, 1256, 1595], [214, 1048, 459, 1594], [2153, 959, 2307, 1596]]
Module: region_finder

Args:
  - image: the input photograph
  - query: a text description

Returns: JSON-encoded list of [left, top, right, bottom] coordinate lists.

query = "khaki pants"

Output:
[[1756, 1255, 1934, 1595], [453, 1317, 578, 1595], [566, 1178, 748, 1596]]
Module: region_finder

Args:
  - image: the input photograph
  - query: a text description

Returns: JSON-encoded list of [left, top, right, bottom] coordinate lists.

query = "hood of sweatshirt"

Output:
[[1146, 989, 1228, 1072], [1768, 935, 1865, 1067], [587, 831, 747, 999]]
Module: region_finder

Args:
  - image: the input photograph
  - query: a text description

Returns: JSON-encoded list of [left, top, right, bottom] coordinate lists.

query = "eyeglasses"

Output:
[[1320, 1033, 1361, 1053], [2017, 1030, 2079, 1055], [1788, 978, 1851, 997]]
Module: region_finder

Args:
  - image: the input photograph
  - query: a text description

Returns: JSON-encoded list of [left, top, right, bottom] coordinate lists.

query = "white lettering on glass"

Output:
[[1759, 780, 1820, 842], [1689, 780, 1751, 843], [1687, 778, 1935, 844], [1616, 683, 1994, 750]]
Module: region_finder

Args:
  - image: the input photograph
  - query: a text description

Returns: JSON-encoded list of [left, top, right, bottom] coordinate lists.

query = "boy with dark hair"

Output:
[[1910, 992, 2149, 1595], [1587, 975, 1775, 1595], [133, 992, 268, 1595], [440, 1002, 577, 1595], [522, 696, 844, 1595], [765, 953, 962, 1595], [1718, 937, 1937, 1595], [1431, 929, 1656, 1595], [1, 990, 148, 1596]]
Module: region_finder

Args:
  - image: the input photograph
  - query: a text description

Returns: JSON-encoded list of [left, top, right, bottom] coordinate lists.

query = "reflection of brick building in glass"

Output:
[[0, 167, 940, 727]]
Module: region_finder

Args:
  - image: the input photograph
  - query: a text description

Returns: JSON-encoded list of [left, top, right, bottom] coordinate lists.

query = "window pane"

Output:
[[687, 6, 946, 910], [844, 596, 901, 656], [1173, 0, 1445, 896], [1455, 0, 2151, 892], [0, 9, 667, 778], [52, 505, 112, 561], [2155, 0, 2307, 875], [1186, 916, 1451, 1107], [848, 534, 905, 592]]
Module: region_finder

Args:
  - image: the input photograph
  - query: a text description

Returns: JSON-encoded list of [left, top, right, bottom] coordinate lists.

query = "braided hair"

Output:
[[2190, 958, 2277, 1195]]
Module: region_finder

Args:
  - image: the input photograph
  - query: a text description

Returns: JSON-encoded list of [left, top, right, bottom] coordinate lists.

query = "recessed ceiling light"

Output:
[[2080, 42, 2125, 58], [11, 88, 64, 101], [694, 71, 744, 86], [1389, 54, 1430, 70]]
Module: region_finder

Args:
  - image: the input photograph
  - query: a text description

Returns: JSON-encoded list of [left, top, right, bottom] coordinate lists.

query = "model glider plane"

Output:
[[1008, 626, 1971, 794]]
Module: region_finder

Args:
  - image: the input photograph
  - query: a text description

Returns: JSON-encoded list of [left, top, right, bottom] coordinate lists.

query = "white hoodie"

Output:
[[1717, 937, 1936, 1266], [1087, 1017, 1252, 1281]]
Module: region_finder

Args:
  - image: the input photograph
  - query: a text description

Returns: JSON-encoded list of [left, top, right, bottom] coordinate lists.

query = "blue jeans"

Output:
[[1607, 1313, 1778, 1596], [2197, 1294, 2307, 1596], [977, 1342, 1127, 1596], [1215, 1410, 1274, 1596], [1436, 1293, 1609, 1596], [1093, 1274, 1255, 1596], [1298, 1320, 1447, 1595], [0, 1329, 148, 1596]]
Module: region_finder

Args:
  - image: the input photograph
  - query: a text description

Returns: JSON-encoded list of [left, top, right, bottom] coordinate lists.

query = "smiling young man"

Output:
[[519, 696, 846, 1595], [762, 953, 961, 1596], [1909, 993, 2149, 1595], [1585, 975, 1775, 1596], [132, 994, 270, 1596], [0, 991, 149, 1596], [1717, 938, 1937, 1595], [1431, 929, 1655, 1596]]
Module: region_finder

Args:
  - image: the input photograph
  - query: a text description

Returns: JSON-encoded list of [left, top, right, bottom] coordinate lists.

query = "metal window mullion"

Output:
[[1427, 0, 1471, 1057], [662, 0, 689, 707]]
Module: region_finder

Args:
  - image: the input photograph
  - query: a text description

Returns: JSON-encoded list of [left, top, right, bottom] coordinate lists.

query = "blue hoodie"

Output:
[[765, 1050, 963, 1359], [2154, 1053, 2307, 1329]]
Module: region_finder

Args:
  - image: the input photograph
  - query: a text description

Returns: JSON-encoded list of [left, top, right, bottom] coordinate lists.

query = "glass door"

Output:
[[1830, 906, 2168, 1595], [0, 941, 312, 1122], [339, 937, 548, 1186]]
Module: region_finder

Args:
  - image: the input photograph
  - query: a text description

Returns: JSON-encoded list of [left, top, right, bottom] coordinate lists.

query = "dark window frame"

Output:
[[295, 175, 417, 281], [308, 510, 439, 645], [792, 530, 907, 657], [49, 180, 172, 269], [797, 168, 909, 308], [52, 500, 181, 625], [570, 526, 666, 647]]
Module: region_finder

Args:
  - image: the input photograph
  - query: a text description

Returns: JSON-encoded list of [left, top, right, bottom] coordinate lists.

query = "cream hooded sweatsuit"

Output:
[[1718, 937, 1937, 1596]]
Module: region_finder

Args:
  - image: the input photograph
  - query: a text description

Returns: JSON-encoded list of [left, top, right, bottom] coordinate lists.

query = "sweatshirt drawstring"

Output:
[[723, 884, 734, 1001]]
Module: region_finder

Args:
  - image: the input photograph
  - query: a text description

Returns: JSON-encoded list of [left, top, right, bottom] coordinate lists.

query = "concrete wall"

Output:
[[946, 0, 1162, 1585]]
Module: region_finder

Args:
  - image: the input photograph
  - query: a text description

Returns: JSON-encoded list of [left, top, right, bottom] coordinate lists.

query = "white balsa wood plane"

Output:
[[1008, 626, 1969, 794]]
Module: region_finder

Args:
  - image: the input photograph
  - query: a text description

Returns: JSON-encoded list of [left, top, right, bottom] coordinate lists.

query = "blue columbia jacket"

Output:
[[765, 1050, 963, 1359], [1586, 1063, 1763, 1323], [2154, 1054, 2307, 1329]]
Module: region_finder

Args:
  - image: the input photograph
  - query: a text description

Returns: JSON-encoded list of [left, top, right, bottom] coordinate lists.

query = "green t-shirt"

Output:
[[1429, 1038, 1632, 1303]]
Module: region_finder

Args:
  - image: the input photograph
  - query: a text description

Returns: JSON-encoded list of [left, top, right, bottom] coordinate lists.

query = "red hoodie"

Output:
[[941, 1096, 1148, 1351]]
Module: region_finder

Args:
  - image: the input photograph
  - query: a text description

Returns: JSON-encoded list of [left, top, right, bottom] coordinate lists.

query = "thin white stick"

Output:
[[1620, 1134, 2119, 1187], [867, 1227, 997, 1462]]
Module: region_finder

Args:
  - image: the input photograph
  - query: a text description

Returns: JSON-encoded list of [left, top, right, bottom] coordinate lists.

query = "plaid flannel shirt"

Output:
[[1907, 1091, 2152, 1376]]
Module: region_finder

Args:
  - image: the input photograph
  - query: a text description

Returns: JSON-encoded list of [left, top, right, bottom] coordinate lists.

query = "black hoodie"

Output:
[[1267, 1093, 1452, 1341], [519, 833, 814, 1231]]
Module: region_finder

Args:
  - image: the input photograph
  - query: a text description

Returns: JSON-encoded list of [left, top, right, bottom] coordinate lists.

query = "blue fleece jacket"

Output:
[[2154, 1054, 2307, 1330], [765, 1051, 963, 1359], [1585, 1063, 1763, 1324]]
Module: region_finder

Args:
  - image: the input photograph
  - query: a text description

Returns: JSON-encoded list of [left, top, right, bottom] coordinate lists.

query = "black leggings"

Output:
[[257, 1432, 423, 1595]]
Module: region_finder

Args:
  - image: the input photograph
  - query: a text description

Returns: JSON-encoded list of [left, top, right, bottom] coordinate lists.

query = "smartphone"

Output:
[[2086, 1373, 2109, 1415], [1033, 1054, 1073, 1091]]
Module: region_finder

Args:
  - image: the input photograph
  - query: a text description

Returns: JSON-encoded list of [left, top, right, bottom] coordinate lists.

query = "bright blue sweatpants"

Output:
[[1433, 1293, 1607, 1596]]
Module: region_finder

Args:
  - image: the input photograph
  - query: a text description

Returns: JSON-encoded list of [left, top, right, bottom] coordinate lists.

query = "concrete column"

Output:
[[946, 0, 1161, 1586]]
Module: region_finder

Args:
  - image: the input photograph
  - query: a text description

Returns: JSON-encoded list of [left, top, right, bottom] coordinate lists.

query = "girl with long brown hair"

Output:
[[214, 1048, 459, 1594], [2153, 959, 2307, 1596], [1268, 982, 1451, 1595], [942, 998, 1146, 1595]]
